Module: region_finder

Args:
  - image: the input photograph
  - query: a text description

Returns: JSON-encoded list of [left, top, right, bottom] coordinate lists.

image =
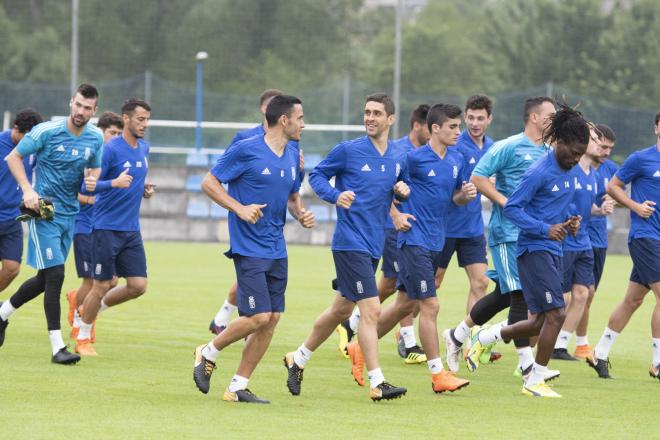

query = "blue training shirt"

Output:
[[588, 159, 618, 248], [503, 152, 575, 257], [0, 130, 36, 221], [472, 132, 548, 246], [309, 135, 406, 259], [563, 164, 597, 252], [93, 136, 149, 232], [15, 119, 103, 216], [385, 135, 414, 230], [397, 145, 465, 251], [211, 135, 301, 259], [615, 145, 660, 242], [446, 130, 494, 238]]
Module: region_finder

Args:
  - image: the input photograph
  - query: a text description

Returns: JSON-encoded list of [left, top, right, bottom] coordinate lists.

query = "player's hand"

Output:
[[143, 183, 156, 199], [565, 215, 581, 236], [336, 191, 356, 209], [298, 208, 315, 229], [600, 197, 615, 215], [461, 181, 477, 201], [548, 223, 568, 241], [634, 200, 656, 219], [393, 212, 416, 232], [299, 150, 305, 172], [237, 203, 267, 224], [22, 187, 40, 211], [112, 169, 133, 188], [84, 169, 98, 192], [393, 181, 410, 199]]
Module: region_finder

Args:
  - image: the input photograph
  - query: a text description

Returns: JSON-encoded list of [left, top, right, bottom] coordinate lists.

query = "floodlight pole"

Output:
[[195, 51, 208, 152], [70, 0, 79, 95], [392, 0, 403, 139]]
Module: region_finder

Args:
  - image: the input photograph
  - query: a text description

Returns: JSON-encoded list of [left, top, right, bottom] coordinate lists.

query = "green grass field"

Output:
[[0, 242, 658, 439]]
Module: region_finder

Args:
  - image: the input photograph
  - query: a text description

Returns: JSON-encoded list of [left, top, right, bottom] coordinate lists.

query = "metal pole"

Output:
[[342, 73, 350, 140], [70, 0, 79, 95], [145, 70, 152, 142], [194, 52, 208, 151], [393, 0, 403, 139]]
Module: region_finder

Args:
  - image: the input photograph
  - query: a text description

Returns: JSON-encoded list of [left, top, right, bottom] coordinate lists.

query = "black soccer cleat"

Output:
[[193, 344, 216, 394], [397, 335, 406, 358], [208, 320, 226, 336], [586, 352, 612, 379], [223, 388, 270, 404], [283, 352, 304, 396], [341, 320, 355, 343], [551, 348, 578, 361], [370, 382, 407, 401], [51, 347, 81, 365], [0, 309, 8, 347], [649, 364, 660, 381]]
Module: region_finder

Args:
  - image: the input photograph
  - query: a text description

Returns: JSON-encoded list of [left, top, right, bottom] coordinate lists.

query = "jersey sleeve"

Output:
[[472, 143, 510, 178], [210, 142, 246, 184], [290, 149, 302, 195], [15, 125, 49, 156], [614, 152, 639, 184], [309, 142, 347, 204], [503, 167, 550, 238], [91, 146, 115, 193]]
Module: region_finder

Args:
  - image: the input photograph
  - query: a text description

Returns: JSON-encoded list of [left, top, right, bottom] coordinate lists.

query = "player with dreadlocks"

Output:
[[467, 104, 590, 398]]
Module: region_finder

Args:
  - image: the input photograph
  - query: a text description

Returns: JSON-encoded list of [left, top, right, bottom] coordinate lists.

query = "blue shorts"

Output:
[[629, 238, 660, 286], [518, 250, 564, 314], [73, 233, 93, 278], [489, 242, 521, 294], [592, 247, 607, 289], [438, 235, 488, 268], [91, 230, 147, 281], [398, 245, 440, 300], [332, 251, 379, 302], [26, 216, 75, 269], [562, 249, 595, 291], [0, 220, 23, 262], [232, 255, 287, 316], [381, 228, 400, 278]]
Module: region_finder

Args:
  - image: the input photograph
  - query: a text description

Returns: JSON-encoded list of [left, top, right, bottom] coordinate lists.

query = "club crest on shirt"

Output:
[[395, 162, 401, 177], [452, 165, 458, 179], [280, 169, 284, 177], [84, 148, 91, 160], [291, 166, 296, 180]]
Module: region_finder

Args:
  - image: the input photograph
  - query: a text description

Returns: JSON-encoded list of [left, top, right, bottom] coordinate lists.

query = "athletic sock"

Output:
[[228, 374, 249, 392], [453, 320, 470, 345], [525, 363, 548, 387], [78, 322, 92, 340], [202, 341, 220, 361], [554, 330, 572, 349], [99, 300, 109, 313], [72, 309, 82, 328], [652, 338, 660, 366], [595, 327, 619, 360], [214, 300, 237, 327], [367, 368, 385, 389], [48, 330, 66, 355], [293, 344, 312, 367], [478, 326, 502, 345], [348, 307, 360, 332], [516, 346, 534, 371], [399, 325, 416, 348], [576, 335, 589, 346], [427, 357, 444, 374], [0, 300, 16, 321]]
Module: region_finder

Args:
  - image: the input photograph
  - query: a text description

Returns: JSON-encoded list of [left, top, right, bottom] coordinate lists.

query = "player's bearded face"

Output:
[[127, 106, 151, 139], [284, 104, 305, 141], [364, 102, 393, 138], [556, 140, 587, 170], [70, 94, 97, 128]]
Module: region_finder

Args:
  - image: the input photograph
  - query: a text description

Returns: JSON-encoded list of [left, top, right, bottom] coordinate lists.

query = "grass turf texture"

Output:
[[0, 242, 658, 439]]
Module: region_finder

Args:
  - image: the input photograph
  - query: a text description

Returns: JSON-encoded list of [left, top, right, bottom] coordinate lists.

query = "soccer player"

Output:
[[573, 124, 617, 358], [75, 99, 155, 356], [551, 126, 612, 360], [370, 103, 474, 393], [193, 95, 314, 404], [67, 111, 125, 340], [0, 109, 42, 294], [468, 104, 590, 398], [444, 97, 556, 375], [283, 93, 409, 402], [0, 84, 104, 364], [337, 104, 430, 364], [587, 111, 660, 380]]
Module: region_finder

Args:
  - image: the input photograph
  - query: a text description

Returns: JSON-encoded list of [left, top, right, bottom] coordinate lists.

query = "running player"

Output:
[[0, 109, 42, 295], [193, 95, 314, 404], [468, 104, 590, 398], [0, 84, 104, 364], [283, 93, 409, 402], [587, 111, 660, 380]]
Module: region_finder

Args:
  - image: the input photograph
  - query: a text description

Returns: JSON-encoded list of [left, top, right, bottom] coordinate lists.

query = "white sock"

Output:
[[228, 374, 249, 392], [652, 338, 660, 366], [0, 300, 16, 321], [595, 327, 619, 360], [48, 330, 66, 355], [99, 300, 109, 313], [453, 320, 471, 345], [525, 363, 547, 387], [399, 325, 416, 348], [214, 300, 237, 327], [478, 326, 502, 345], [554, 330, 572, 349], [293, 344, 312, 367], [576, 335, 589, 346], [73, 309, 82, 328], [516, 346, 534, 371], [348, 307, 360, 332], [495, 319, 508, 330], [368, 368, 385, 389], [427, 357, 444, 374], [202, 342, 220, 361], [78, 322, 92, 340]]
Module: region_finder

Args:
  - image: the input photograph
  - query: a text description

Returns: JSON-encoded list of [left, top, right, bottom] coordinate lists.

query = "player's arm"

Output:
[[6, 148, 39, 210], [503, 171, 551, 239], [591, 197, 614, 216], [201, 172, 265, 224], [471, 146, 508, 207], [607, 175, 655, 218], [77, 193, 95, 205], [309, 143, 354, 209], [471, 175, 506, 207], [287, 192, 314, 228], [390, 202, 415, 232]]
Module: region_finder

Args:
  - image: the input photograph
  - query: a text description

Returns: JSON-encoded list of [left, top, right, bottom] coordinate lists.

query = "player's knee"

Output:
[[359, 306, 381, 324], [1, 262, 20, 282], [41, 265, 65, 286], [419, 299, 439, 317], [109, 276, 119, 289], [572, 286, 589, 304], [471, 274, 489, 294], [545, 309, 566, 327], [128, 278, 148, 298], [250, 312, 272, 328]]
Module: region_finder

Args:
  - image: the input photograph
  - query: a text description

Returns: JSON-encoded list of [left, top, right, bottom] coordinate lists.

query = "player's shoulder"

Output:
[[85, 123, 104, 142], [488, 133, 524, 155], [0, 130, 11, 147], [29, 119, 65, 140]]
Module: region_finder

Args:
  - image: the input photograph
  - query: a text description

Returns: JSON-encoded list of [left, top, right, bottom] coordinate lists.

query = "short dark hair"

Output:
[[260, 89, 283, 106], [427, 103, 462, 132], [121, 98, 151, 115], [409, 104, 430, 129], [595, 123, 616, 142], [655, 111, 660, 126], [76, 83, 99, 101], [265, 95, 302, 127], [13, 108, 43, 134], [465, 94, 493, 116], [523, 96, 555, 124], [97, 111, 124, 130], [365, 93, 395, 116], [542, 103, 590, 147]]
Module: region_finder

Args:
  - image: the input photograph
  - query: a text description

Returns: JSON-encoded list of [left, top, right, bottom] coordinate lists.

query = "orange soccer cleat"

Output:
[[346, 341, 365, 386], [432, 370, 470, 393], [75, 338, 98, 356]]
